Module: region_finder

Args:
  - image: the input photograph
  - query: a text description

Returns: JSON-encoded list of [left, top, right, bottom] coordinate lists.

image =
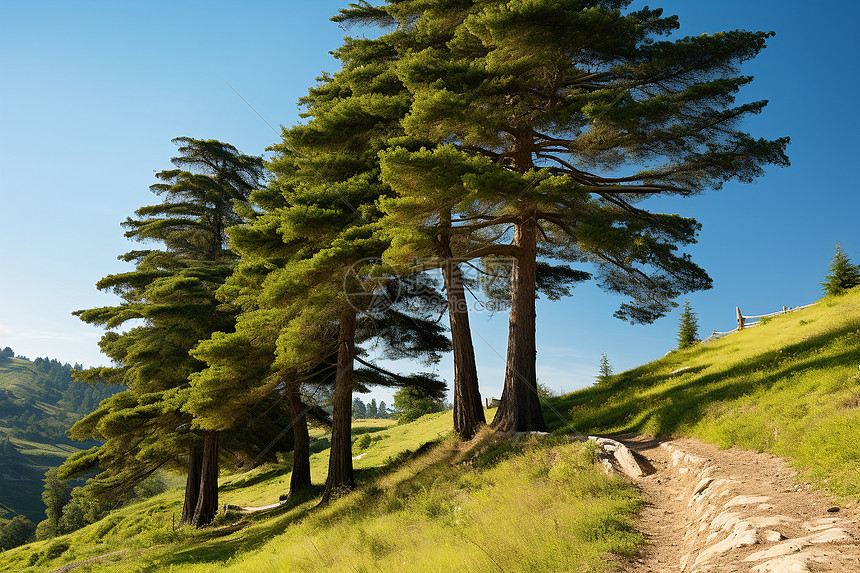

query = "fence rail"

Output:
[[701, 302, 816, 344]]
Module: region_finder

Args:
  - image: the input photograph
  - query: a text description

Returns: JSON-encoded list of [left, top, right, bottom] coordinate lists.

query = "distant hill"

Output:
[[0, 351, 119, 522]]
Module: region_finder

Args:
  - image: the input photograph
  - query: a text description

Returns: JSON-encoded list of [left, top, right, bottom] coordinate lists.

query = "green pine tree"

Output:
[[37, 468, 70, 540], [677, 299, 700, 349], [821, 243, 860, 295], [61, 138, 264, 528], [352, 397, 368, 419], [358, 0, 788, 432], [393, 386, 445, 424], [189, 31, 451, 503], [596, 352, 613, 384]]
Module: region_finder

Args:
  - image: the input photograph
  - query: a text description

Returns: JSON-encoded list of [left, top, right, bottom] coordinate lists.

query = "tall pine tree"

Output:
[[360, 0, 788, 431], [189, 29, 450, 503], [61, 138, 265, 528]]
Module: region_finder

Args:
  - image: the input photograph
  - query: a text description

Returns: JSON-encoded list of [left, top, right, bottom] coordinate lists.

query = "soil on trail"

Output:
[[611, 435, 860, 573]]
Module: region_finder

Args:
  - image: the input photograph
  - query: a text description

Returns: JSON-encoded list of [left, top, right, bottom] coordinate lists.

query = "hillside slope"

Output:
[[0, 354, 118, 522], [0, 412, 643, 572], [550, 288, 860, 499]]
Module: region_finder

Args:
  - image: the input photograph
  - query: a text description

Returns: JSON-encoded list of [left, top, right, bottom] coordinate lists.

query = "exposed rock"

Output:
[[693, 525, 759, 567], [746, 540, 807, 561], [806, 527, 852, 544], [803, 517, 841, 532], [763, 529, 786, 542], [724, 494, 771, 509], [750, 553, 815, 573], [693, 477, 714, 496], [588, 436, 654, 478], [600, 437, 860, 573]]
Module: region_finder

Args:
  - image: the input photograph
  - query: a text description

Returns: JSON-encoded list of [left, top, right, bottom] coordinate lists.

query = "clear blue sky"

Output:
[[2, 1, 858, 408]]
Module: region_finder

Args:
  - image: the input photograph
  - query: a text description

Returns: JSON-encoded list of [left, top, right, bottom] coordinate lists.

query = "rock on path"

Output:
[[602, 435, 860, 573]]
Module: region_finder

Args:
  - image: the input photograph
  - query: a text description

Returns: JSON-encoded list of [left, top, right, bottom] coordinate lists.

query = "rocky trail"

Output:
[[599, 435, 860, 573]]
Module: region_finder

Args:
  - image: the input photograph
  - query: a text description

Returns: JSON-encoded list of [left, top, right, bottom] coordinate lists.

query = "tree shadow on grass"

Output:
[[145, 439, 454, 569], [308, 437, 330, 456], [219, 465, 286, 492], [351, 424, 394, 436], [546, 321, 860, 438]]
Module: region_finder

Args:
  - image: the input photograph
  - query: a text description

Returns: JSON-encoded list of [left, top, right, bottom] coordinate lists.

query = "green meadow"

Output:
[[552, 288, 860, 498], [3, 289, 859, 571], [0, 412, 642, 572]]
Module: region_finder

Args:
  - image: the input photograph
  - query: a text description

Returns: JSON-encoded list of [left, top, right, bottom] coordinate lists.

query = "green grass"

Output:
[[9, 290, 857, 570], [549, 288, 860, 499], [0, 412, 642, 572], [0, 360, 49, 397], [8, 438, 79, 458]]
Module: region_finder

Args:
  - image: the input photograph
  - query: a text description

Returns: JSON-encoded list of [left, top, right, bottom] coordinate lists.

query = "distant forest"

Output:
[[352, 396, 391, 420], [0, 348, 118, 445]]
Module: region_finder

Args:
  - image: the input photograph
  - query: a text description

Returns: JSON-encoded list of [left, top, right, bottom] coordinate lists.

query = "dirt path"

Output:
[[609, 435, 860, 573]]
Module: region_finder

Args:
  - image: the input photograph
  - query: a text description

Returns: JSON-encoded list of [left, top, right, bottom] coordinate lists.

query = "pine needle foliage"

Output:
[[820, 242, 860, 296], [596, 352, 613, 384], [62, 138, 266, 528], [676, 299, 700, 349]]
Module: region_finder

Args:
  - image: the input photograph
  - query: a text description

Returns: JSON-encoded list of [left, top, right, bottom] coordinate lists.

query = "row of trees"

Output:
[[60, 0, 788, 529], [352, 397, 390, 419]]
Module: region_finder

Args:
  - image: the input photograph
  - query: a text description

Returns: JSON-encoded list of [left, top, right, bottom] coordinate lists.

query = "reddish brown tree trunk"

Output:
[[439, 233, 485, 441], [321, 307, 356, 504], [492, 215, 546, 432], [179, 442, 203, 526], [287, 385, 312, 496], [190, 430, 220, 528]]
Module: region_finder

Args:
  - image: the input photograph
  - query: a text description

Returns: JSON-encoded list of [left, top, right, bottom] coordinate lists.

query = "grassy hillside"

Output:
[[5, 290, 857, 569], [550, 288, 860, 499], [0, 412, 642, 572], [0, 355, 119, 522]]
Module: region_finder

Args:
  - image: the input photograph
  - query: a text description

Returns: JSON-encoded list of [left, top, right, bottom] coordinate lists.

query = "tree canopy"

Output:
[[62, 138, 268, 528], [348, 0, 788, 431], [677, 299, 700, 349], [60, 0, 791, 535]]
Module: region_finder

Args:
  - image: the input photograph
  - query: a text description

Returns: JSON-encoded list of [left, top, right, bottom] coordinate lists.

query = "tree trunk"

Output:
[[492, 215, 546, 432], [287, 386, 312, 496], [321, 307, 356, 504], [190, 431, 219, 528], [179, 442, 203, 526], [439, 234, 485, 441]]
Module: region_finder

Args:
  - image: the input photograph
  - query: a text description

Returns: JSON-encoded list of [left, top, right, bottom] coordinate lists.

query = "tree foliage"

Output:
[[821, 243, 860, 296], [393, 387, 445, 424], [63, 138, 267, 528], [596, 352, 614, 384], [350, 0, 788, 432], [59, 0, 792, 534], [0, 515, 35, 551], [188, 27, 451, 503], [677, 299, 700, 349], [38, 469, 70, 540]]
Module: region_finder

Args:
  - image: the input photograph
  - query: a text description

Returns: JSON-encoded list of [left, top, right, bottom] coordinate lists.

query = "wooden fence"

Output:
[[701, 302, 816, 344]]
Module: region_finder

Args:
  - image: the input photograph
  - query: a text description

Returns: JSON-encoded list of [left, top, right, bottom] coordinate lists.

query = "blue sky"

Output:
[[1, 1, 858, 408]]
